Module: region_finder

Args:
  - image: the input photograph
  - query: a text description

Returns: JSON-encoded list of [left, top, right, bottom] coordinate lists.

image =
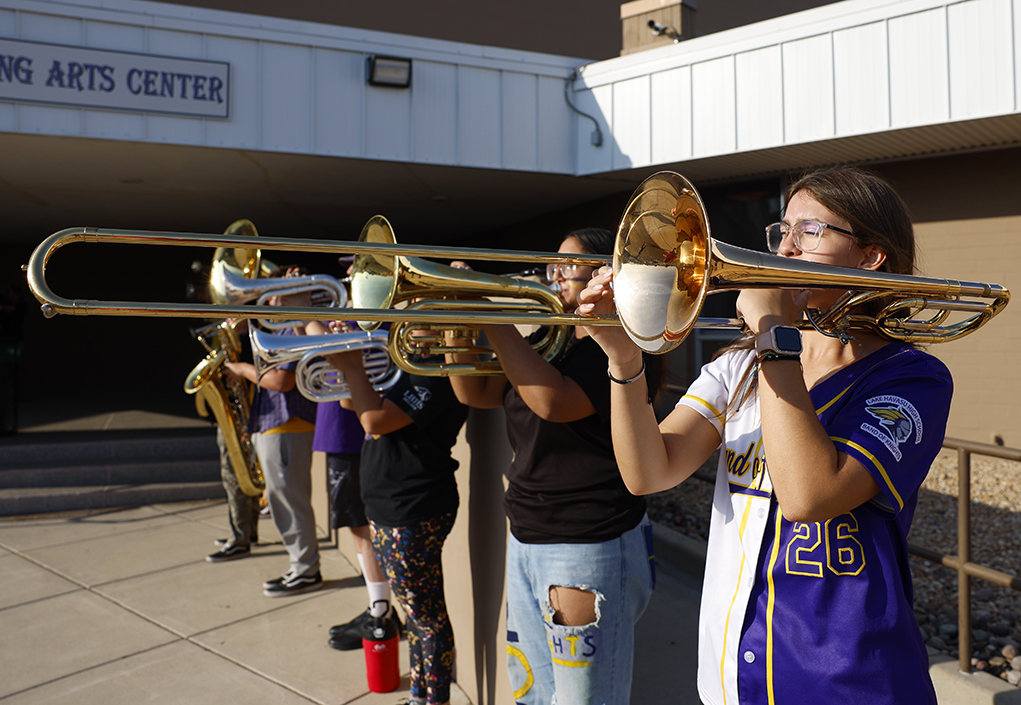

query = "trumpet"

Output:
[[249, 327, 401, 402], [25, 172, 1009, 357]]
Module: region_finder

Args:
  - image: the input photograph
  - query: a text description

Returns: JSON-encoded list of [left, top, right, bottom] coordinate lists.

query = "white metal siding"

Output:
[[573, 0, 1021, 175], [0, 0, 580, 174], [2, 0, 1018, 180], [260, 42, 312, 153], [412, 61, 458, 165], [611, 74, 651, 170], [536, 75, 572, 174], [458, 65, 502, 168], [783, 34, 835, 144], [501, 71, 538, 172], [947, 0, 1014, 120], [735, 46, 782, 150], [312, 47, 364, 157], [833, 21, 889, 136], [691, 55, 736, 157], [650, 65, 692, 164], [889, 9, 950, 128]]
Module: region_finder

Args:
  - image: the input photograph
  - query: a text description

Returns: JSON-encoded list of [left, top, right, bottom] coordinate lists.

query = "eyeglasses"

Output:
[[765, 220, 855, 253], [546, 262, 583, 281]]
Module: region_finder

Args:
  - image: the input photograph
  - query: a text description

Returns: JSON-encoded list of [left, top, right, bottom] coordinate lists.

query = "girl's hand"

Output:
[[576, 266, 643, 370], [735, 288, 811, 336], [325, 349, 364, 374]]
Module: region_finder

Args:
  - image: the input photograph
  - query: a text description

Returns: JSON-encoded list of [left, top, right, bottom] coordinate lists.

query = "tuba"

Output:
[[183, 220, 265, 497]]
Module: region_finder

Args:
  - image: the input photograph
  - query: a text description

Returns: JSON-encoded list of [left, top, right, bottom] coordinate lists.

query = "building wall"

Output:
[[873, 150, 1021, 447]]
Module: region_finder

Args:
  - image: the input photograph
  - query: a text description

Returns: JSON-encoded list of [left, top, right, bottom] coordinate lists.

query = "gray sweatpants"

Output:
[[252, 430, 319, 577]]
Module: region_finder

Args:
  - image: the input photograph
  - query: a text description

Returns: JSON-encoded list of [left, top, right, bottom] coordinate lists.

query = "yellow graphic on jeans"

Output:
[[548, 631, 597, 667], [507, 644, 534, 700]]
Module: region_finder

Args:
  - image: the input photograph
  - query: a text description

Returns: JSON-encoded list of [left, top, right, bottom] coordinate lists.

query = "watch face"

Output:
[[774, 326, 802, 353]]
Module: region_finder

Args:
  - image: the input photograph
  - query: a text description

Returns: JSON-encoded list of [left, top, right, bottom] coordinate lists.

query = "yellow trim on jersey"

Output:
[[813, 347, 912, 415], [833, 436, 903, 511], [681, 394, 727, 427], [263, 417, 315, 434], [765, 506, 784, 705], [719, 496, 756, 703]]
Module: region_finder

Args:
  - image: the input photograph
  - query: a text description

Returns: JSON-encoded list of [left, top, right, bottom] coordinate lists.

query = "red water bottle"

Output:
[[363, 601, 400, 693]]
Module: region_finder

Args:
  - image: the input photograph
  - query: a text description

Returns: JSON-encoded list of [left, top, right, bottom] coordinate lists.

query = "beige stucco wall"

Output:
[[914, 215, 1020, 447]]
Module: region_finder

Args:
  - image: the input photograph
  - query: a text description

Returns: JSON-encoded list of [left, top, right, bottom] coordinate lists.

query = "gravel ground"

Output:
[[645, 448, 1021, 685]]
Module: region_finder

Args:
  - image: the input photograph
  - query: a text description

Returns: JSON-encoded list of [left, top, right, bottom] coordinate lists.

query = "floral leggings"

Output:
[[370, 512, 456, 705]]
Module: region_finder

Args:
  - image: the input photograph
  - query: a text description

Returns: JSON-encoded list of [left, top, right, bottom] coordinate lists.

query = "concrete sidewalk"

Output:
[[0, 498, 701, 704], [1, 399, 702, 705]]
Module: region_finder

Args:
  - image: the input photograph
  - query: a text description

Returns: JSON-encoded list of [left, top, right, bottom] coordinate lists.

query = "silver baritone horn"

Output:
[[249, 327, 401, 402], [210, 261, 349, 330]]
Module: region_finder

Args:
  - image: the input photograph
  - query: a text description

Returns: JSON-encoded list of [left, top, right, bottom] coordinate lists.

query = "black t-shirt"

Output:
[[360, 371, 468, 527], [503, 332, 648, 544]]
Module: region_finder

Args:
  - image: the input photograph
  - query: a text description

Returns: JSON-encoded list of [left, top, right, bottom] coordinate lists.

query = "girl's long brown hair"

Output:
[[711, 165, 916, 415]]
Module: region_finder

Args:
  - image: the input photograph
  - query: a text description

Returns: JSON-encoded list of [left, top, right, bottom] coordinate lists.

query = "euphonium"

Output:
[[211, 263, 348, 330], [183, 219, 265, 497], [351, 215, 570, 376], [249, 327, 401, 402]]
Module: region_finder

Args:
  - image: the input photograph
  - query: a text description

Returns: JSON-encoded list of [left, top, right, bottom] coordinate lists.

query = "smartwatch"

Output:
[[755, 325, 802, 360]]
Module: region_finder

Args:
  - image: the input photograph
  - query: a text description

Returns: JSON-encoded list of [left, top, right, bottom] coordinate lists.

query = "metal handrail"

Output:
[[907, 437, 1021, 675]]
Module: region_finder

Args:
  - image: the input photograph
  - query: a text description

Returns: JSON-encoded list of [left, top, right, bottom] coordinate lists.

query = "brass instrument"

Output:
[[249, 327, 402, 401], [183, 219, 265, 497], [612, 172, 1010, 352], [26, 172, 1009, 358], [350, 215, 569, 376], [212, 264, 348, 330]]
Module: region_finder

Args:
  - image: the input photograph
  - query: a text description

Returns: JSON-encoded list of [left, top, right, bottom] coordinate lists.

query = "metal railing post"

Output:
[[957, 446, 972, 674]]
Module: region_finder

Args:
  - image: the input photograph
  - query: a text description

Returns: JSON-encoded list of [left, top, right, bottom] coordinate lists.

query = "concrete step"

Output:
[[0, 427, 218, 468], [0, 458, 221, 489], [0, 482, 224, 516], [0, 427, 225, 515]]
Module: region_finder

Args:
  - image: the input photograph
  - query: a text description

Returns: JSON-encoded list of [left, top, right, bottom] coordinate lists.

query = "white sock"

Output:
[[368, 582, 391, 616], [356, 552, 390, 616]]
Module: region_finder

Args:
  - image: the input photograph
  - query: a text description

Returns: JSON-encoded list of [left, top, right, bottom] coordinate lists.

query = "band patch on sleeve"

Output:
[[860, 395, 923, 462]]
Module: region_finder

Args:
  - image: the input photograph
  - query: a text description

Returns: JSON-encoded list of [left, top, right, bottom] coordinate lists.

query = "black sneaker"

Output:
[[206, 543, 250, 562], [329, 608, 371, 638], [263, 570, 323, 597], [327, 629, 364, 651], [263, 571, 292, 590]]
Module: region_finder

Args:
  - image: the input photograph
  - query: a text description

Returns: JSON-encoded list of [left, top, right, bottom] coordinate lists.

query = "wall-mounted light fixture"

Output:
[[366, 55, 412, 88]]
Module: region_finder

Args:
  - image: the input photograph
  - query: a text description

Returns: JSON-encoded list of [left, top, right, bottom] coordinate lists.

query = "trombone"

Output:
[[25, 172, 1010, 357]]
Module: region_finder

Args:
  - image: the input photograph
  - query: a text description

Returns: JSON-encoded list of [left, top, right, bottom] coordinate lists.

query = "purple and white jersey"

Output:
[[679, 343, 951, 705]]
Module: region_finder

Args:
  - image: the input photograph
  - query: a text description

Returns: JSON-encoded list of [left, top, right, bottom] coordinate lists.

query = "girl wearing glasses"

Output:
[[446, 228, 660, 705], [578, 166, 950, 705]]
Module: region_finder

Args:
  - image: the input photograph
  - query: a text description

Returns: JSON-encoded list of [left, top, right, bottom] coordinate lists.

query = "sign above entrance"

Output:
[[0, 38, 230, 119]]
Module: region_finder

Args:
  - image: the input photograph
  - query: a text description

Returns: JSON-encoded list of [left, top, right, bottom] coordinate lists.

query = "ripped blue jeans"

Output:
[[505, 515, 655, 705]]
